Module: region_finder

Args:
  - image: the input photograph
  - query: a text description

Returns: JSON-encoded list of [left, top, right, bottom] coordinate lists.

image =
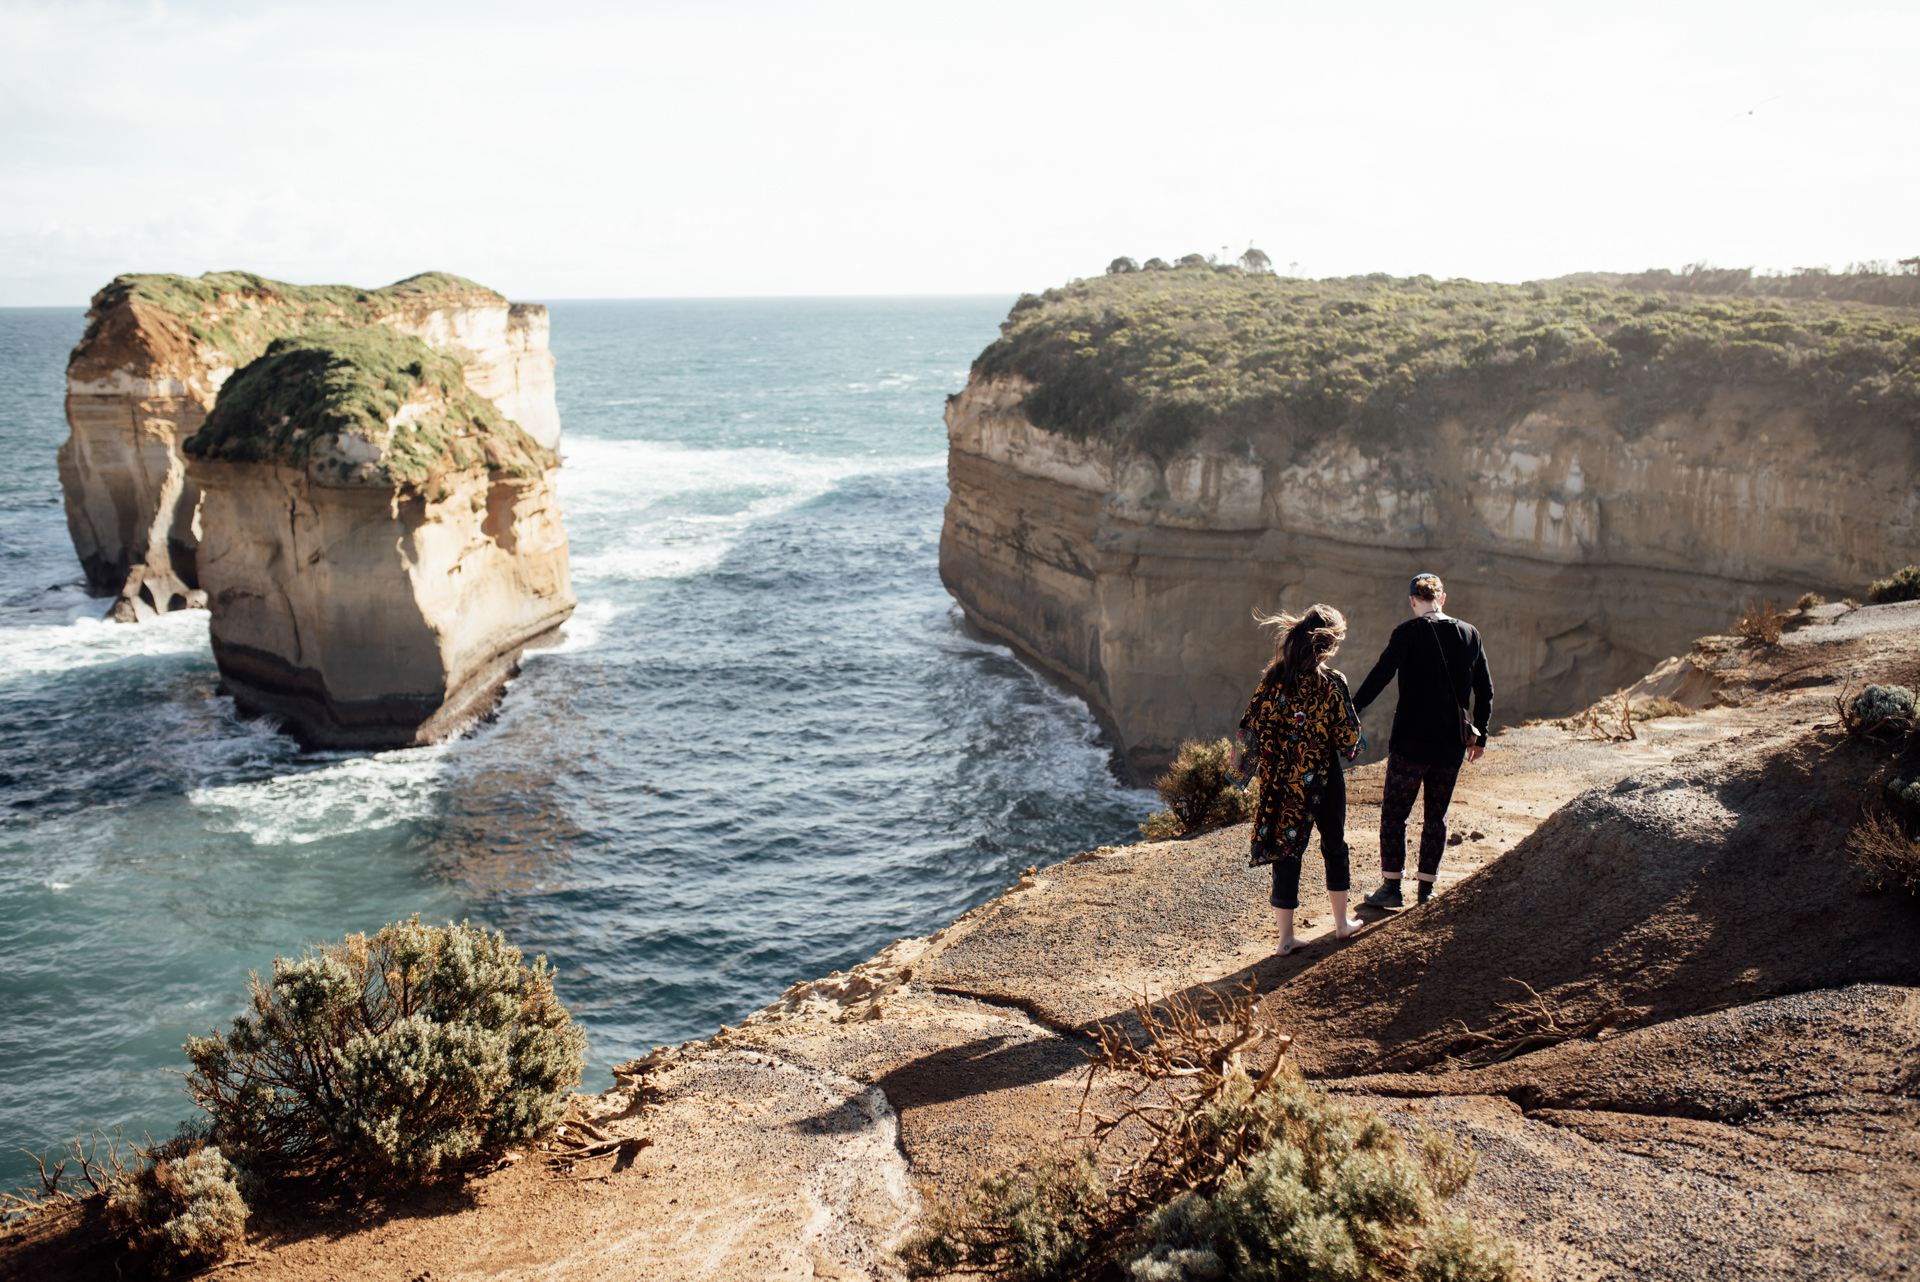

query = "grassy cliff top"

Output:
[[185, 326, 558, 489], [977, 267, 1920, 457], [83, 270, 505, 372]]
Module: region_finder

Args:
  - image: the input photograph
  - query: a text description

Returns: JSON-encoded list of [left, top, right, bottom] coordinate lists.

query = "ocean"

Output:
[[0, 297, 1155, 1189]]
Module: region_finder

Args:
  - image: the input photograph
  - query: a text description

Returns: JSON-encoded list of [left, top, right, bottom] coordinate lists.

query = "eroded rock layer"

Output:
[[193, 462, 573, 749], [59, 271, 560, 617], [942, 371, 1920, 779]]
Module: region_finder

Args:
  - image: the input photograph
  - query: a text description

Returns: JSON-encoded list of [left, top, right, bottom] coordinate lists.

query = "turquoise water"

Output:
[[0, 298, 1154, 1189]]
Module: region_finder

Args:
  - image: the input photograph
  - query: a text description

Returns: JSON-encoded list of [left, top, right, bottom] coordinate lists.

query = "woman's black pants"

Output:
[[1269, 765, 1351, 909]]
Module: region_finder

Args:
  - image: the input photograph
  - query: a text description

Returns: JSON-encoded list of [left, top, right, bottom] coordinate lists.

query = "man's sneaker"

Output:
[[1363, 882, 1404, 909]]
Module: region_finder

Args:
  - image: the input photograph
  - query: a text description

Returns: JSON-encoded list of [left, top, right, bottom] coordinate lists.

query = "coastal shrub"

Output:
[[1630, 696, 1689, 721], [83, 270, 500, 374], [1842, 684, 1917, 740], [185, 916, 585, 1185], [106, 1140, 251, 1272], [1868, 565, 1920, 604], [1142, 739, 1254, 837], [901, 1149, 1108, 1280], [1109, 257, 1141, 275], [974, 269, 1920, 458], [899, 984, 1516, 1281], [184, 327, 556, 487], [1732, 599, 1787, 646], [1848, 810, 1920, 896], [1122, 1077, 1513, 1282], [1796, 592, 1827, 610]]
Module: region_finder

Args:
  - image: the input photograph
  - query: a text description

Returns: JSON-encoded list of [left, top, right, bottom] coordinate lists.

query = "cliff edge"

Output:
[[59, 271, 560, 618], [940, 267, 1920, 777], [5, 606, 1917, 1278]]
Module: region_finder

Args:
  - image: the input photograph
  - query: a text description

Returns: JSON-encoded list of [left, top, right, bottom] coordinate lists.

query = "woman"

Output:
[[1237, 603, 1368, 956]]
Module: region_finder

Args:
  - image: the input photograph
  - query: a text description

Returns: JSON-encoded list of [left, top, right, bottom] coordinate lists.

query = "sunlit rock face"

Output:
[[191, 459, 574, 749], [180, 322, 573, 749], [940, 374, 1917, 779], [58, 272, 560, 620]]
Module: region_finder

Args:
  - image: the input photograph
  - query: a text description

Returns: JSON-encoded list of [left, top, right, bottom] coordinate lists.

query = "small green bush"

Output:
[[185, 916, 585, 1185], [1630, 696, 1689, 721], [106, 1142, 251, 1272], [1796, 592, 1826, 610], [1852, 684, 1916, 725], [1868, 565, 1920, 604], [901, 1149, 1108, 1280], [1125, 1074, 1515, 1282], [1142, 739, 1254, 838], [901, 1063, 1518, 1282]]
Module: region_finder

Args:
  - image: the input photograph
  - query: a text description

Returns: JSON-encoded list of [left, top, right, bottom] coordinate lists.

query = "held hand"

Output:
[[1465, 745, 1484, 763]]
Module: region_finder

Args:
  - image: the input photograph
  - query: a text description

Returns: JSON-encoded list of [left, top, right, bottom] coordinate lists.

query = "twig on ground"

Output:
[[1440, 979, 1637, 1067]]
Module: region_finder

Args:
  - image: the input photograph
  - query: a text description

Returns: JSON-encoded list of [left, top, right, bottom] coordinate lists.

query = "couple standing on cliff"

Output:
[[1235, 573, 1494, 957]]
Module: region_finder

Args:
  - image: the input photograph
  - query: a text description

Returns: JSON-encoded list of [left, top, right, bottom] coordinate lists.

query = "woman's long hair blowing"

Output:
[[1255, 603, 1348, 692]]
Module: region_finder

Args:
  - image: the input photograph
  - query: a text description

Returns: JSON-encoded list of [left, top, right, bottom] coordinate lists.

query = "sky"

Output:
[[1, 0, 1915, 305]]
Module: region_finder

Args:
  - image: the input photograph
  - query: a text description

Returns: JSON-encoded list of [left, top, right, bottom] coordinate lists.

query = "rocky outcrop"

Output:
[[58, 272, 560, 619], [941, 372, 1920, 778], [185, 325, 573, 749]]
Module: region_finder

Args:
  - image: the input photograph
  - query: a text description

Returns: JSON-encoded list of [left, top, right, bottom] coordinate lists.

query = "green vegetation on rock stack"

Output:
[[84, 269, 501, 371], [978, 266, 1920, 457], [184, 326, 557, 488]]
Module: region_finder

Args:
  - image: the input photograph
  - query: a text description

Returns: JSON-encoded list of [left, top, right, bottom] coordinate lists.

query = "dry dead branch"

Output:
[[2, 1131, 136, 1216], [1848, 809, 1920, 894], [1071, 981, 1293, 1213], [1733, 599, 1787, 646], [1440, 979, 1637, 1067], [1568, 691, 1636, 742]]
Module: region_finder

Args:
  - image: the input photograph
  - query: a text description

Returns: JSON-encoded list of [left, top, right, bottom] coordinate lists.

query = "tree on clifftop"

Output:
[[1239, 247, 1274, 273], [1107, 257, 1140, 274]]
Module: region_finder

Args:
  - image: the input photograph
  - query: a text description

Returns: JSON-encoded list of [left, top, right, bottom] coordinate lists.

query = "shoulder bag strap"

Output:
[[1424, 617, 1480, 745]]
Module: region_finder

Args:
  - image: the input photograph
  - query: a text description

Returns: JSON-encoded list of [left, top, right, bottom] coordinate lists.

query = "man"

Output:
[[1350, 573, 1493, 907]]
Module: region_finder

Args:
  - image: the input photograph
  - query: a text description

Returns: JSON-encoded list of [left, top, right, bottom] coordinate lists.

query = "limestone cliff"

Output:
[[940, 269, 1920, 777], [59, 271, 560, 619], [184, 326, 574, 749]]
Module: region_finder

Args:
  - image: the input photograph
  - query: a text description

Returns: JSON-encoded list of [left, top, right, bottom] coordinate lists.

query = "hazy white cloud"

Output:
[[1, 0, 1914, 304]]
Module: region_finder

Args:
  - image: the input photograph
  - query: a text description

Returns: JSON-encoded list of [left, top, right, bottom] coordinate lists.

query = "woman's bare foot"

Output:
[[1327, 892, 1368, 939], [1271, 905, 1306, 957]]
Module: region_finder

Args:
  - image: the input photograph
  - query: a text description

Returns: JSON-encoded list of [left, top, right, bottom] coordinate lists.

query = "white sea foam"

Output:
[[528, 596, 619, 658], [187, 746, 451, 846], [558, 435, 941, 585], [0, 607, 210, 680]]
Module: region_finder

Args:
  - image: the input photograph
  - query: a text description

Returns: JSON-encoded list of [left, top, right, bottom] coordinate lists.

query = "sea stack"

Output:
[[181, 324, 573, 749], [59, 271, 560, 620]]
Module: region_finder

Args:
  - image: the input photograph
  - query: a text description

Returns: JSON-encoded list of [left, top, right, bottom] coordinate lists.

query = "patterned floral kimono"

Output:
[[1237, 666, 1364, 866]]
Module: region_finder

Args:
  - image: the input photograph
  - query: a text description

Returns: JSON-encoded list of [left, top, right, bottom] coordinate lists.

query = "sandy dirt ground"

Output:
[[5, 603, 1917, 1280]]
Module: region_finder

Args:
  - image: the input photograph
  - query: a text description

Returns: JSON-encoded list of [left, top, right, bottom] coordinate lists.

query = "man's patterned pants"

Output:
[[1379, 751, 1460, 882]]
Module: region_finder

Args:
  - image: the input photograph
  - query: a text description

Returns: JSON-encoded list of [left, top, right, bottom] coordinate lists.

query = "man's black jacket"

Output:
[[1351, 613, 1494, 767]]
